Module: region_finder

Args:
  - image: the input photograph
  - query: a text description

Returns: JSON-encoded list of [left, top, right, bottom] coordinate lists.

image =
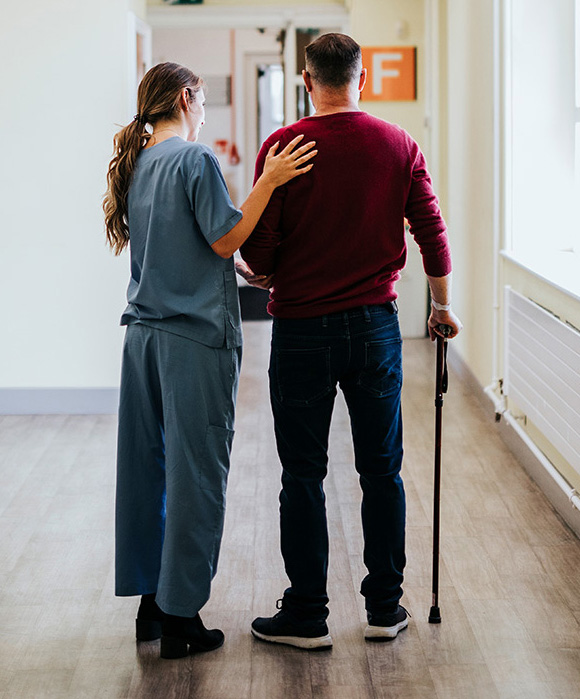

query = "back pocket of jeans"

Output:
[[357, 339, 402, 398], [201, 424, 234, 492], [273, 347, 332, 406]]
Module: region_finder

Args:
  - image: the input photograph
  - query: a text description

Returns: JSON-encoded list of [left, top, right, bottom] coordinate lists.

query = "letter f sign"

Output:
[[361, 47, 416, 101], [372, 52, 403, 95]]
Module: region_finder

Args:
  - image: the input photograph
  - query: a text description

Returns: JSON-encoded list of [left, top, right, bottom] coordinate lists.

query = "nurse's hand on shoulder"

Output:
[[262, 135, 318, 187]]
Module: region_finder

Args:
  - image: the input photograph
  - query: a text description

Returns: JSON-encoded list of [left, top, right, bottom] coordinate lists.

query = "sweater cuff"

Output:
[[423, 256, 452, 278]]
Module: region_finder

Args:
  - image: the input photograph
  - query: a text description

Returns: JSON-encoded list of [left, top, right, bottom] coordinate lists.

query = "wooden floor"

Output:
[[1, 322, 580, 698]]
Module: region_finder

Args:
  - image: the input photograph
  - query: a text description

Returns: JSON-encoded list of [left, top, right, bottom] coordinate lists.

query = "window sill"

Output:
[[500, 249, 580, 304]]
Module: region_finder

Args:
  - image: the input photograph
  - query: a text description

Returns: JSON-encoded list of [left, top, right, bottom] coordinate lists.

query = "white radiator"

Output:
[[504, 287, 580, 477]]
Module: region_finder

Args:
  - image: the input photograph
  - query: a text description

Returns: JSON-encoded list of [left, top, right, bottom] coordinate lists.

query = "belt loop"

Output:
[[322, 315, 328, 328], [363, 305, 371, 322]]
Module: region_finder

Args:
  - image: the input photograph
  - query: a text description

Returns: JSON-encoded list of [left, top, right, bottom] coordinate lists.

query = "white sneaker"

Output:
[[364, 605, 409, 641]]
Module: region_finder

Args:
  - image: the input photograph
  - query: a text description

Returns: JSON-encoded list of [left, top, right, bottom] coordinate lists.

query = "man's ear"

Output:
[[358, 68, 367, 93], [302, 70, 313, 93], [180, 87, 190, 111]]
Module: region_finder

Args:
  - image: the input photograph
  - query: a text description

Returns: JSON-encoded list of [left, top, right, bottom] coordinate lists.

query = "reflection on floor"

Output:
[[1, 322, 580, 698]]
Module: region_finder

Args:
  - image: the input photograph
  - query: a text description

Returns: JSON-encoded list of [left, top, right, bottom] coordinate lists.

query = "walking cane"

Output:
[[428, 325, 451, 624]]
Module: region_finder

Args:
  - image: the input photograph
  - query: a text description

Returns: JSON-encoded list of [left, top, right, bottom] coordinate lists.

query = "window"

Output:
[[504, 0, 579, 294], [576, 0, 580, 244]]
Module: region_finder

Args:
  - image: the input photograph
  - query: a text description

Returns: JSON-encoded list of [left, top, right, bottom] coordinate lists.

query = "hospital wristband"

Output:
[[431, 299, 451, 312]]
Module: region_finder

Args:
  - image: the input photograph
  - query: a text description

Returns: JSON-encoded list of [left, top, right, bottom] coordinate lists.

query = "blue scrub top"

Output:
[[121, 138, 243, 349]]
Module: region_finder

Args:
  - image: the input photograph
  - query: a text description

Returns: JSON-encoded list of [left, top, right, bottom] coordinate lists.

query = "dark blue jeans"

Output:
[[269, 304, 406, 621]]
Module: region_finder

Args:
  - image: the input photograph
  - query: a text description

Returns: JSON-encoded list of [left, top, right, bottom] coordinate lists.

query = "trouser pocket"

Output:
[[271, 347, 333, 406]]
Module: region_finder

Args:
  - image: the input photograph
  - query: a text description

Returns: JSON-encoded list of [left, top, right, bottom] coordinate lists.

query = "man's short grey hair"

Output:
[[305, 33, 362, 89]]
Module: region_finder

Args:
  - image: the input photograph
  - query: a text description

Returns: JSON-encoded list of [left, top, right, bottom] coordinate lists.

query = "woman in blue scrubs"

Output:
[[103, 62, 316, 659]]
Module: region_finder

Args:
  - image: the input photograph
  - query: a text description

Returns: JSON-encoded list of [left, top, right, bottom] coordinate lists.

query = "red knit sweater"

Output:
[[241, 111, 452, 318]]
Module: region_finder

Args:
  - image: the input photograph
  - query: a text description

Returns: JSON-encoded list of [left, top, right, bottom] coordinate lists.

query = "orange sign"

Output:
[[361, 47, 417, 102]]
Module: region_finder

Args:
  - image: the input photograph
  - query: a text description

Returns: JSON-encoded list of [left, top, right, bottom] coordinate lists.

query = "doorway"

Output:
[[243, 53, 284, 194], [258, 63, 285, 146]]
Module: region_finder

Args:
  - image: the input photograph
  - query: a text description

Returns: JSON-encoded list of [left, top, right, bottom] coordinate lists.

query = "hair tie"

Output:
[[133, 113, 148, 125]]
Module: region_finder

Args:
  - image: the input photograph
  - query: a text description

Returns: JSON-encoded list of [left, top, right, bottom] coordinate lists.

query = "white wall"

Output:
[[350, 0, 427, 144], [0, 2, 137, 402], [442, 0, 496, 386]]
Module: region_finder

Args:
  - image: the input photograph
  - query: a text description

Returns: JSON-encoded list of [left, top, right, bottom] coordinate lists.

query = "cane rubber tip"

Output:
[[428, 606, 441, 624]]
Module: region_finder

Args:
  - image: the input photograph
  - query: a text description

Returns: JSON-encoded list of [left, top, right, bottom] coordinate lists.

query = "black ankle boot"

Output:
[[160, 613, 224, 659], [136, 594, 164, 642]]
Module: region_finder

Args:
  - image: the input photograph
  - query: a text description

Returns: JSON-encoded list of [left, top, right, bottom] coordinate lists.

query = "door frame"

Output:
[[127, 12, 152, 119], [243, 53, 284, 195]]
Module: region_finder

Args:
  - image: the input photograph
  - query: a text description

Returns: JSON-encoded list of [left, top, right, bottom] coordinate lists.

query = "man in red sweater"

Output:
[[241, 33, 462, 650]]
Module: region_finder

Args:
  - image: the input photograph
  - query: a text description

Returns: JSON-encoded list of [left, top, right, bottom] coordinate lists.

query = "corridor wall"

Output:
[[0, 1, 146, 412], [441, 0, 496, 386]]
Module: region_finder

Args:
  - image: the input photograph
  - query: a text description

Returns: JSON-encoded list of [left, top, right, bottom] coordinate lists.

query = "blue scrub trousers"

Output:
[[115, 323, 241, 617]]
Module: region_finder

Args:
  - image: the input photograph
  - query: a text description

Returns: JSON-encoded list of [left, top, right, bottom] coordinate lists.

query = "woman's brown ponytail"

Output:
[[103, 63, 203, 255]]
